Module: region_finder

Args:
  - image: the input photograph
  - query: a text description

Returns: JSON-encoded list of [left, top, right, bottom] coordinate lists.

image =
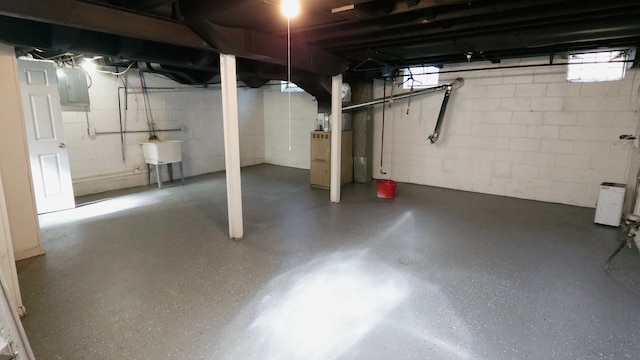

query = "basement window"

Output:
[[280, 81, 305, 93], [403, 66, 439, 89], [567, 51, 628, 82]]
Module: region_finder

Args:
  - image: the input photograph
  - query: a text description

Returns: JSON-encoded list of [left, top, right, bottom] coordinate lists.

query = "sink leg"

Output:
[[156, 164, 162, 189], [168, 163, 174, 183], [146, 164, 151, 186], [179, 162, 184, 185]]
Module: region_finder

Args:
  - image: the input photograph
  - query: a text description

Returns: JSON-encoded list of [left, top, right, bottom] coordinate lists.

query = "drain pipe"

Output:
[[427, 85, 452, 144], [116, 67, 125, 161], [380, 79, 388, 175]]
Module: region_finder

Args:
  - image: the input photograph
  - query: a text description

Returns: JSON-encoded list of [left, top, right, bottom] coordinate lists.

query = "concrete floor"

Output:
[[16, 164, 640, 359]]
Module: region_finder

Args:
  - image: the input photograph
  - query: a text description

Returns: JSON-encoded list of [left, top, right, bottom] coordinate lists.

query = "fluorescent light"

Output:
[[331, 4, 355, 13], [281, 0, 300, 18]]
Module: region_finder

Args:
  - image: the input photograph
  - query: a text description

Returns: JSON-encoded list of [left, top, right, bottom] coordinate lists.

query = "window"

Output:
[[280, 81, 305, 92], [402, 66, 439, 89], [567, 51, 628, 82]]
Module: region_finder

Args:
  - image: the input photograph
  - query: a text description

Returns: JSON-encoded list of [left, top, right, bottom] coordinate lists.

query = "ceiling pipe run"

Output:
[[342, 78, 463, 111], [343, 78, 462, 146]]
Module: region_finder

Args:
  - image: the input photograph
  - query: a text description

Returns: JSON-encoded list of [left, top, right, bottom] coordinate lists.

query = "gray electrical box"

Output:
[[57, 67, 90, 109]]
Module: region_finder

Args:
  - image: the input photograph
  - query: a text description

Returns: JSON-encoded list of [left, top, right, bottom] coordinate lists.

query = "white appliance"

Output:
[[595, 182, 626, 226]]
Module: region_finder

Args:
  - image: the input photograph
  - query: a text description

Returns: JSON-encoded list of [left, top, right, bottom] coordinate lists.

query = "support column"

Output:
[[219, 54, 243, 240], [330, 74, 343, 203]]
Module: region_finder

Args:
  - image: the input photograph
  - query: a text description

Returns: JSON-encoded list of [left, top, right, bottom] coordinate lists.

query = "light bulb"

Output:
[[81, 59, 96, 72], [281, 0, 300, 18]]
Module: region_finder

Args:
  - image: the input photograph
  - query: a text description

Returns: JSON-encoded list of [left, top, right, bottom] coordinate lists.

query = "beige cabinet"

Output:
[[310, 131, 353, 188]]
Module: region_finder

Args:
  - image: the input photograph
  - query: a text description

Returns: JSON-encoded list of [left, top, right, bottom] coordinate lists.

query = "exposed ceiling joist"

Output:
[[0, 0, 213, 51], [185, 18, 348, 77], [0, 0, 638, 93]]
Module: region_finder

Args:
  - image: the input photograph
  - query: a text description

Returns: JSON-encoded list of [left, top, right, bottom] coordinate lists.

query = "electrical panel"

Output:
[[56, 68, 90, 109]]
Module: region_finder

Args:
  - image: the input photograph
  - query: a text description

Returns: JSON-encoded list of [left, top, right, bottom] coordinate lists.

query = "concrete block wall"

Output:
[[263, 82, 318, 169], [62, 71, 264, 196], [372, 57, 640, 207]]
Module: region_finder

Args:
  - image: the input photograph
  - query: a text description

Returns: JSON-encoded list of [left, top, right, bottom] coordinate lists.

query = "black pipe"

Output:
[[380, 79, 387, 175], [116, 67, 125, 161], [427, 86, 452, 144], [396, 59, 635, 78]]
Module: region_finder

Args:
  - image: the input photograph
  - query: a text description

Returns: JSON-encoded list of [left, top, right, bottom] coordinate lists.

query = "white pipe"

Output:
[[72, 170, 147, 184]]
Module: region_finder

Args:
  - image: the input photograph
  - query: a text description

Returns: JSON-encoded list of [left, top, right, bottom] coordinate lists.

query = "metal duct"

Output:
[[342, 78, 463, 111]]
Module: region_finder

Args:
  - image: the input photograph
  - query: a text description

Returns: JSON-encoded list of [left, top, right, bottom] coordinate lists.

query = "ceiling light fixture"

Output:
[[331, 4, 355, 13], [281, 0, 300, 18], [81, 58, 96, 72]]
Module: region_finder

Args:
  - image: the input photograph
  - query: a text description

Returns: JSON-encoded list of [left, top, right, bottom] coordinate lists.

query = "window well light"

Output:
[[281, 0, 300, 18], [567, 50, 628, 82]]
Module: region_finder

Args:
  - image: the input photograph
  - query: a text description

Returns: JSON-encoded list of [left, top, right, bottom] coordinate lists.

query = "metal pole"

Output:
[[380, 79, 387, 175], [342, 84, 450, 111]]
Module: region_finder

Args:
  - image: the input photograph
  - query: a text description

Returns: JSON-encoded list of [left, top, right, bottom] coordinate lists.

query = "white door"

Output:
[[17, 59, 75, 214]]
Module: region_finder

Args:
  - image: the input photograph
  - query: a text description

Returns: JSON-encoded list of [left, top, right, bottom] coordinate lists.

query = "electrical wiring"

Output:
[[631, 66, 640, 113], [96, 61, 136, 76], [139, 71, 158, 140], [85, 71, 93, 89]]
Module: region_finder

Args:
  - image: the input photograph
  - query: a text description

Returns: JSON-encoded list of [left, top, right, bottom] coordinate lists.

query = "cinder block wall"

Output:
[[62, 71, 265, 195], [372, 57, 639, 207], [263, 82, 318, 169]]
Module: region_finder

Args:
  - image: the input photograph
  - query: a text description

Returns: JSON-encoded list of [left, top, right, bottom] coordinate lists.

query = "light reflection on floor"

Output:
[[38, 195, 154, 227], [214, 251, 474, 360]]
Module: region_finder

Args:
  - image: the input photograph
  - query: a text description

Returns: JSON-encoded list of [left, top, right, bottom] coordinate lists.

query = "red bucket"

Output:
[[377, 180, 397, 199]]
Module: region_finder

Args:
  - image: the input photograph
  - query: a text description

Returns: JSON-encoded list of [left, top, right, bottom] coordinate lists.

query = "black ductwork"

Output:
[[137, 62, 216, 84], [1, 0, 638, 91]]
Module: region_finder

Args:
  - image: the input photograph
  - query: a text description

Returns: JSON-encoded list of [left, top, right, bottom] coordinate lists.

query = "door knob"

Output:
[[58, 143, 66, 148]]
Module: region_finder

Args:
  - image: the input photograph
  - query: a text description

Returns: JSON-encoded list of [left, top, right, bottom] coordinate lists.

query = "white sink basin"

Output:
[[140, 140, 183, 164]]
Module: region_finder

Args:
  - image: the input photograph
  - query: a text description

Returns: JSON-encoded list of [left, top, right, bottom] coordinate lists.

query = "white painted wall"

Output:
[[626, 105, 640, 214], [263, 82, 318, 169], [371, 58, 640, 207], [60, 59, 640, 208], [62, 71, 264, 196]]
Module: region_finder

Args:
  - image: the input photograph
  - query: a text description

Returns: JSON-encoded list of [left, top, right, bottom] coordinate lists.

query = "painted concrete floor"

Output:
[[17, 164, 640, 359]]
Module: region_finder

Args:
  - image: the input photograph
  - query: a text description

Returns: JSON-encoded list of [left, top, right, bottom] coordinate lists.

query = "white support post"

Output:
[[219, 54, 244, 240], [330, 74, 343, 203]]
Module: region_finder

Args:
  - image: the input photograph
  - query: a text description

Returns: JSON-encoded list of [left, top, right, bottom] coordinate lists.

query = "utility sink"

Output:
[[139, 140, 185, 189], [140, 140, 183, 165]]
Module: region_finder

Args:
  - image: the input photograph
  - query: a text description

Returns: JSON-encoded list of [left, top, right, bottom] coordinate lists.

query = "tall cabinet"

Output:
[[310, 131, 353, 188]]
